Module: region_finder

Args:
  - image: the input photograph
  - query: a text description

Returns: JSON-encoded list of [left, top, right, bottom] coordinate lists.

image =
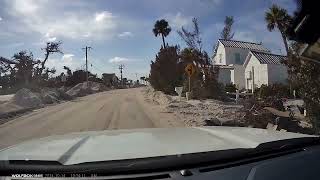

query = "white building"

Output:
[[213, 39, 270, 89], [243, 51, 288, 91]]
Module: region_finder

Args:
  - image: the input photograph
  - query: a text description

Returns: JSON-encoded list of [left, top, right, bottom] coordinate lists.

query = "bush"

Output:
[[255, 83, 291, 99], [149, 46, 184, 94], [225, 83, 237, 93], [184, 66, 225, 100]]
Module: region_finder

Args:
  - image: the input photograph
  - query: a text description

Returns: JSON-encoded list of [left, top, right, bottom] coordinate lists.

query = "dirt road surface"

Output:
[[0, 88, 184, 149], [0, 94, 14, 103]]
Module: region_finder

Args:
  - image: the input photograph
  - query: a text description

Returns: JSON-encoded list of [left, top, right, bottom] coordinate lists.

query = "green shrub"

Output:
[[149, 46, 184, 94], [225, 83, 237, 93], [184, 66, 225, 100], [255, 83, 291, 99]]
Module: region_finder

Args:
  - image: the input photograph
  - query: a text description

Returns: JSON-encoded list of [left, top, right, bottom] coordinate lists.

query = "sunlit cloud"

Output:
[[5, 1, 117, 40], [109, 57, 131, 63], [46, 53, 83, 75], [118, 31, 133, 38], [163, 12, 192, 29], [95, 11, 113, 22]]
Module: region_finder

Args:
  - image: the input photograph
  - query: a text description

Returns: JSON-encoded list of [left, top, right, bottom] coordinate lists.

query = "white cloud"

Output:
[[164, 12, 191, 29], [82, 32, 91, 38], [62, 54, 75, 60], [44, 31, 57, 42], [47, 37, 57, 42], [109, 57, 131, 63], [95, 11, 112, 22], [0, 17, 2, 21], [118, 31, 133, 38], [11, 0, 40, 15], [5, 0, 117, 40], [46, 53, 83, 75]]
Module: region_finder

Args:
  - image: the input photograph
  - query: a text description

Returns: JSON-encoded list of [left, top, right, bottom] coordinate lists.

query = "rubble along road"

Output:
[[0, 87, 184, 149]]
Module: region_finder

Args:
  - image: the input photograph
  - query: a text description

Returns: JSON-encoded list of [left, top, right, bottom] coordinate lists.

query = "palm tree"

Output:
[[221, 16, 235, 40], [153, 19, 171, 48], [265, 4, 291, 55]]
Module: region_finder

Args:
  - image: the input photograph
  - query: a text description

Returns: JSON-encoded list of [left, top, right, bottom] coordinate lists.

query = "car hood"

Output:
[[0, 127, 314, 165]]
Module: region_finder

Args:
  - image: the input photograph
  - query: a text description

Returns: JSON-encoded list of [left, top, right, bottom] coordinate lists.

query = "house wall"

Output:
[[245, 56, 268, 90], [217, 68, 232, 85], [225, 47, 250, 65], [267, 64, 288, 84], [232, 65, 246, 89], [213, 41, 226, 65]]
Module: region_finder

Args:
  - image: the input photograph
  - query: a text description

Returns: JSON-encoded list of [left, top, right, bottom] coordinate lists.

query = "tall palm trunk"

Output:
[[279, 30, 291, 94], [280, 31, 289, 55], [161, 34, 166, 48]]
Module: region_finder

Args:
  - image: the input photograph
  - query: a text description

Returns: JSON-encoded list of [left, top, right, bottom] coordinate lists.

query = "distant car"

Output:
[[0, 127, 319, 179]]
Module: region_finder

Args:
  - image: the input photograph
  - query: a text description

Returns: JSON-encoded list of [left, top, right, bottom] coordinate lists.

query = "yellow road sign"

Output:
[[185, 63, 196, 77]]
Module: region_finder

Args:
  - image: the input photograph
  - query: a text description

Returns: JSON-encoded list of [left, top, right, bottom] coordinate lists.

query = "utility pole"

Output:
[[82, 46, 92, 82], [119, 64, 124, 85], [135, 73, 138, 83]]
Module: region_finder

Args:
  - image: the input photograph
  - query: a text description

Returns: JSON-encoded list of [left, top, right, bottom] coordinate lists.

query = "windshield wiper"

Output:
[[254, 137, 320, 153]]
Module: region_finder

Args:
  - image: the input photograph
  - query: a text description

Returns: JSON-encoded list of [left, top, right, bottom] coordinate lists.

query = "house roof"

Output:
[[219, 39, 270, 52], [250, 51, 286, 65]]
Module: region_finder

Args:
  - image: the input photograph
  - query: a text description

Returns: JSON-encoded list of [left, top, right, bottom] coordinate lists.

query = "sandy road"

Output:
[[0, 88, 183, 149]]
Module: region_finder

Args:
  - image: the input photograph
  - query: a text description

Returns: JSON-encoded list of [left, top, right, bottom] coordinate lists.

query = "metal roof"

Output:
[[219, 39, 270, 52], [251, 51, 286, 64]]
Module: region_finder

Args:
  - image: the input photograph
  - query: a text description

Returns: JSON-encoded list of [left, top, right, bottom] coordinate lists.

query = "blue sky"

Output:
[[0, 0, 296, 80]]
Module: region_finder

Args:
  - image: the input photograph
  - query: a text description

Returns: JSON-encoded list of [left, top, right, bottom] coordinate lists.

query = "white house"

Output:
[[243, 50, 288, 91], [213, 39, 270, 89]]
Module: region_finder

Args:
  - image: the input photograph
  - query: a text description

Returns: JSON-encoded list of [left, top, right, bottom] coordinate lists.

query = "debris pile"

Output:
[[167, 99, 243, 126], [143, 86, 243, 126], [66, 81, 108, 97], [143, 87, 172, 105], [143, 86, 314, 134], [0, 81, 108, 117], [12, 88, 43, 108]]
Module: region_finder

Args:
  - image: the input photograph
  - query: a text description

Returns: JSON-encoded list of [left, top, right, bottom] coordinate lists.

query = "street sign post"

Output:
[[185, 63, 196, 101], [185, 63, 195, 77], [185, 63, 195, 92]]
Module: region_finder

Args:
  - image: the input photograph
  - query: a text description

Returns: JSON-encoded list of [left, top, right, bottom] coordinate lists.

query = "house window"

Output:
[[235, 53, 241, 64], [219, 54, 222, 63]]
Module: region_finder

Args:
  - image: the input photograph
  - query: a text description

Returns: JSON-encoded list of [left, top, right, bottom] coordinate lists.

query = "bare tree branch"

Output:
[[36, 41, 63, 77], [177, 18, 202, 52]]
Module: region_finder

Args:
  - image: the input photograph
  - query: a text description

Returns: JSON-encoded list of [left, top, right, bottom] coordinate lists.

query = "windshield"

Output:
[[0, 0, 319, 164]]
